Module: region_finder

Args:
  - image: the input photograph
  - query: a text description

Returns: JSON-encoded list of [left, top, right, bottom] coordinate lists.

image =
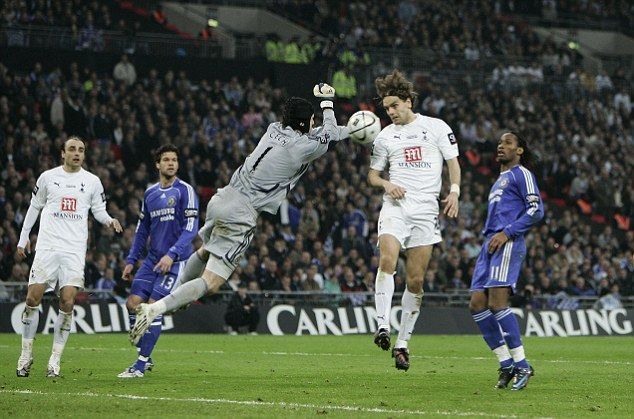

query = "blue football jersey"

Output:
[[483, 165, 544, 239], [126, 178, 199, 265]]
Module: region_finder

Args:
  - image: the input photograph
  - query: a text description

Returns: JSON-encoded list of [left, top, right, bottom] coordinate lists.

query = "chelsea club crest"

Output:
[[167, 196, 177, 207], [499, 178, 509, 188]]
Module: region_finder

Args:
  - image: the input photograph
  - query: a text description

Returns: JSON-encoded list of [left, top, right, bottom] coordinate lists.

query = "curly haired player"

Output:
[[369, 70, 461, 371]]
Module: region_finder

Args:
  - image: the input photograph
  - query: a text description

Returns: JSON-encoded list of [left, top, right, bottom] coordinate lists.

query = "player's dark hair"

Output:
[[154, 144, 179, 163], [375, 69, 418, 107], [62, 136, 86, 152], [509, 131, 534, 170], [282, 97, 314, 134]]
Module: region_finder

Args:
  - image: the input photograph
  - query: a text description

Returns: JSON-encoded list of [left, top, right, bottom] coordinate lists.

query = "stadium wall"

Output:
[[1, 303, 632, 337]]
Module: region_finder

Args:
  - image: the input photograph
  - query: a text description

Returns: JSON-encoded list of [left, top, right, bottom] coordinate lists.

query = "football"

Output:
[[347, 110, 381, 145]]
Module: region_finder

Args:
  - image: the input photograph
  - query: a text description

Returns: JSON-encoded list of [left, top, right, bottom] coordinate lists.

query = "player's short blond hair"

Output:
[[375, 70, 417, 106]]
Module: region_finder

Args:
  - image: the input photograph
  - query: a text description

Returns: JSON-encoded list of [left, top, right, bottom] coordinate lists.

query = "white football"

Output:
[[347, 110, 381, 145]]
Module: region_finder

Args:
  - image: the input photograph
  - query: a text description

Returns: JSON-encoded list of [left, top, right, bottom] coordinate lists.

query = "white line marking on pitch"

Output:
[[0, 389, 514, 418], [1, 344, 631, 365]]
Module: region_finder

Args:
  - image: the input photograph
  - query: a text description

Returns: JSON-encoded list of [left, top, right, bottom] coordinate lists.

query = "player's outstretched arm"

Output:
[[313, 83, 349, 141]]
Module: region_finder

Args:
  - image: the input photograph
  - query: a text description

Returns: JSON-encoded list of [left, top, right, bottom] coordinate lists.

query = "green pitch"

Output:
[[1, 334, 632, 418]]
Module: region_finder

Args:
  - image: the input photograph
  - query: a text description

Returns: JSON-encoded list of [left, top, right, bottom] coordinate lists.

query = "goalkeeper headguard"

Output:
[[282, 97, 314, 134]]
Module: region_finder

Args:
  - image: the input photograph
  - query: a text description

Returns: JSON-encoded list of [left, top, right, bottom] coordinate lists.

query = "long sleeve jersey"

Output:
[[18, 166, 113, 255], [126, 178, 199, 265], [228, 107, 347, 214], [483, 164, 544, 239]]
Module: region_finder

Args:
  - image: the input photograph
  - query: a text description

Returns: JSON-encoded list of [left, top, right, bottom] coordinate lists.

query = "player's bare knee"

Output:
[[469, 292, 487, 312], [25, 295, 41, 307], [59, 299, 75, 313], [406, 276, 424, 294], [205, 278, 224, 294], [201, 271, 225, 294], [469, 299, 486, 312], [378, 255, 397, 273], [197, 247, 210, 260], [126, 296, 142, 312]]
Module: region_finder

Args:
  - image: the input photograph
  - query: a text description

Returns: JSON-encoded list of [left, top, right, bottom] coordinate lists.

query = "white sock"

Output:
[[50, 310, 72, 365], [21, 304, 39, 339], [395, 288, 423, 349], [493, 344, 513, 364], [374, 270, 394, 330], [19, 338, 34, 364], [509, 346, 526, 363]]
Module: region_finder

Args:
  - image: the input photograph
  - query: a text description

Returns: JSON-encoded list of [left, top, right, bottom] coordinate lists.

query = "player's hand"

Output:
[[154, 255, 174, 274], [122, 263, 134, 281], [16, 242, 31, 261], [488, 231, 509, 254], [313, 83, 335, 98], [384, 182, 406, 200], [442, 192, 459, 218], [110, 219, 123, 233]]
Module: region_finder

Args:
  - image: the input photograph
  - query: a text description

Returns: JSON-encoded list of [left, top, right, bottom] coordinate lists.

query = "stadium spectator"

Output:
[[224, 281, 260, 335], [113, 54, 137, 87]]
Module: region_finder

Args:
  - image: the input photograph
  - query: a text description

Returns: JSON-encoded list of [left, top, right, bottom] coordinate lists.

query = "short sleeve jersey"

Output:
[[370, 114, 458, 198]]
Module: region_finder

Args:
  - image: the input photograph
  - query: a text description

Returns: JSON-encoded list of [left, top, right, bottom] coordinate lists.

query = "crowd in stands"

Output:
[[276, 1, 557, 58], [0, 50, 632, 306], [1, 0, 176, 54], [276, 0, 633, 37]]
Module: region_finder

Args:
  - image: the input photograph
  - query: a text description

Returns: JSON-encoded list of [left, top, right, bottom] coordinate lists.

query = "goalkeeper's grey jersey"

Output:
[[228, 108, 347, 214]]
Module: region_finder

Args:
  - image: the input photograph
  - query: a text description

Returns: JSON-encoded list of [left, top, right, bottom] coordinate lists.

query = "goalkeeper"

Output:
[[130, 84, 350, 343]]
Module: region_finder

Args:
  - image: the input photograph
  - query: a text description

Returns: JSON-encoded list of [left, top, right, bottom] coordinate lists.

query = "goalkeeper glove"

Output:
[[313, 83, 335, 109]]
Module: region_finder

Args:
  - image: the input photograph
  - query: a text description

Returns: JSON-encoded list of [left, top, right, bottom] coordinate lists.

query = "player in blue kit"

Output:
[[118, 144, 199, 378], [469, 132, 543, 390]]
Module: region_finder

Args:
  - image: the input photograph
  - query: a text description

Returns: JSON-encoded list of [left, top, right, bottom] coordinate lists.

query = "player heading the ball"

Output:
[[368, 70, 461, 371]]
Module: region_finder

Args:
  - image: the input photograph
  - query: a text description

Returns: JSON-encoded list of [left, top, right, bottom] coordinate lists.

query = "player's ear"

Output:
[[517, 147, 524, 155]]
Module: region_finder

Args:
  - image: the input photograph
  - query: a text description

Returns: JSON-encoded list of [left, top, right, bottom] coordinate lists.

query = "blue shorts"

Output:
[[470, 236, 526, 293], [130, 259, 184, 301]]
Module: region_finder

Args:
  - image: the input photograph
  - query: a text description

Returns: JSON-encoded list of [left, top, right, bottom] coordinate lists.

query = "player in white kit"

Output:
[[369, 70, 461, 371], [129, 83, 349, 344], [15, 137, 123, 378]]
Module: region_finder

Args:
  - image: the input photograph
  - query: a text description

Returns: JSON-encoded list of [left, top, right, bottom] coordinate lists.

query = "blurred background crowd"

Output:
[[0, 0, 632, 310]]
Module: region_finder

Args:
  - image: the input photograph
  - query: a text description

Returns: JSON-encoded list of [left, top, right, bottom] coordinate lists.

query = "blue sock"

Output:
[[133, 315, 163, 371], [494, 308, 529, 369], [472, 309, 513, 368]]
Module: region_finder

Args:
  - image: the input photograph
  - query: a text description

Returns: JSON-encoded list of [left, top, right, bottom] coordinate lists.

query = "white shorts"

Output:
[[29, 249, 86, 293], [378, 195, 442, 249]]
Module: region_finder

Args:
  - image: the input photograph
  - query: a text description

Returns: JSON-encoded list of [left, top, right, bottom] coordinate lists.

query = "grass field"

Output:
[[0, 333, 632, 418]]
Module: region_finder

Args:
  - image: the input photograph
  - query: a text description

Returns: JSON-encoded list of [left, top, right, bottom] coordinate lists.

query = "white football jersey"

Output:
[[19, 166, 112, 255], [370, 113, 458, 198]]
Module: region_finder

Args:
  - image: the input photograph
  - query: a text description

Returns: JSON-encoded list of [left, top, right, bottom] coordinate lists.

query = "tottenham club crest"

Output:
[[167, 196, 177, 207]]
